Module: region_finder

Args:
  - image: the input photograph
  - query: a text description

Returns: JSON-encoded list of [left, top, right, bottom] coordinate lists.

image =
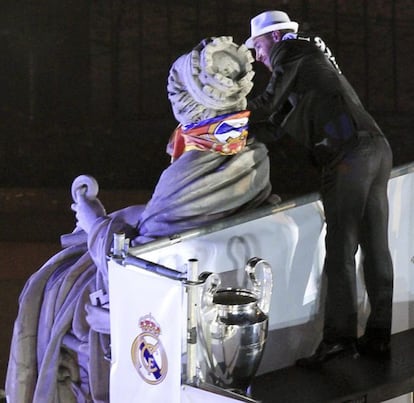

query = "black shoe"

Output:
[[296, 340, 359, 369], [357, 335, 391, 359]]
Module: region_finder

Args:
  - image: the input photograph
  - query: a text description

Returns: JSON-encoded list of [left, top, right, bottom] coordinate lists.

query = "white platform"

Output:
[[109, 163, 414, 402]]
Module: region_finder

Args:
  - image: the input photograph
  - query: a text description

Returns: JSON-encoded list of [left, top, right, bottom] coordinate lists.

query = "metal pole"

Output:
[[123, 254, 186, 281], [112, 232, 126, 258], [186, 258, 199, 384]]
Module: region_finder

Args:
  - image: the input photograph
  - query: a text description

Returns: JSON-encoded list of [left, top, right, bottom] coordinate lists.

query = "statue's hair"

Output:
[[167, 36, 255, 125]]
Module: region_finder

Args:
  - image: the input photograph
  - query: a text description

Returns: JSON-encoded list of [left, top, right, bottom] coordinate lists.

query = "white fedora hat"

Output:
[[245, 10, 299, 48]]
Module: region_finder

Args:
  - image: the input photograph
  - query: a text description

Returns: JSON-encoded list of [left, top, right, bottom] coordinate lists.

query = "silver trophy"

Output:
[[198, 257, 273, 393]]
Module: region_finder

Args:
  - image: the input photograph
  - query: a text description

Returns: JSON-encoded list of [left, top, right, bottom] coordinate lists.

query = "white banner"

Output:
[[108, 261, 183, 403]]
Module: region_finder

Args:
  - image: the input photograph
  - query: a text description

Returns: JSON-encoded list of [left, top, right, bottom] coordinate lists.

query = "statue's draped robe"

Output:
[[6, 141, 272, 402]]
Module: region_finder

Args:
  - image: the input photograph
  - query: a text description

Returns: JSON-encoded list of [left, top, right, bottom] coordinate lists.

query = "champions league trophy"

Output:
[[198, 258, 273, 393]]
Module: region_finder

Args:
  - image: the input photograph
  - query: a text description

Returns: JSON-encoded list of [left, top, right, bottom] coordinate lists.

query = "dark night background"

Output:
[[0, 0, 413, 391], [1, 0, 413, 198]]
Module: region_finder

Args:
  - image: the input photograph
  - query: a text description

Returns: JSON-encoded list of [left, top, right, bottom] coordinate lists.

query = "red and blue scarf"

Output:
[[167, 110, 250, 162]]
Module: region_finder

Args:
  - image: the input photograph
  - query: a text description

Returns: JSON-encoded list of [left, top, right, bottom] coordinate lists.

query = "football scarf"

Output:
[[167, 110, 250, 162]]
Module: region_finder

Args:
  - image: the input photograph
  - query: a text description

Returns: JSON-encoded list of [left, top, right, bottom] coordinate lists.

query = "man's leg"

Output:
[[358, 136, 394, 355]]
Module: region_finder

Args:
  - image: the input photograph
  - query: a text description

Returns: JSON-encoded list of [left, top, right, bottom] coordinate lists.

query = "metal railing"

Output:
[[128, 162, 414, 257]]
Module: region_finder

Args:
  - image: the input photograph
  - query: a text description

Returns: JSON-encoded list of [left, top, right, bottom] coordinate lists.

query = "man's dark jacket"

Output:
[[248, 35, 384, 167]]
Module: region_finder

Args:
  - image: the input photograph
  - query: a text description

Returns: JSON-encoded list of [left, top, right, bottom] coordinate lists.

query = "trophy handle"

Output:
[[245, 257, 273, 315], [200, 272, 221, 310]]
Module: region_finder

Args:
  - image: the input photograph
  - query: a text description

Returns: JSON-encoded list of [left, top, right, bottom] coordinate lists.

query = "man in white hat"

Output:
[[245, 10, 299, 70], [245, 10, 394, 368]]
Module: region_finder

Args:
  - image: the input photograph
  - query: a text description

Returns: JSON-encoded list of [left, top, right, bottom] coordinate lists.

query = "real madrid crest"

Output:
[[131, 313, 168, 385]]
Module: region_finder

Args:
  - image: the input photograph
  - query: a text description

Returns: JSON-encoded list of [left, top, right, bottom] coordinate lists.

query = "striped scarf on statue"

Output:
[[167, 110, 250, 162]]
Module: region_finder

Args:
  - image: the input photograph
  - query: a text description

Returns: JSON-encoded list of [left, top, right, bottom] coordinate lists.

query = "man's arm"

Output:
[[248, 95, 292, 143], [247, 75, 277, 112], [248, 118, 283, 144]]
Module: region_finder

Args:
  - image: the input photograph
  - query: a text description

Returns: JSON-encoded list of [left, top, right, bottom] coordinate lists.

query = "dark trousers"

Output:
[[320, 133, 394, 342]]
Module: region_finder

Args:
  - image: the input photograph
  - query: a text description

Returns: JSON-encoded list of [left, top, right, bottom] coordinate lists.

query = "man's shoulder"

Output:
[[272, 35, 320, 63], [280, 33, 321, 52], [281, 33, 342, 74]]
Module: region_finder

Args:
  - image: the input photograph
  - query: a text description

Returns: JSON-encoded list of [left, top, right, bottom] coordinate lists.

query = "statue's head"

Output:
[[167, 36, 255, 126]]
